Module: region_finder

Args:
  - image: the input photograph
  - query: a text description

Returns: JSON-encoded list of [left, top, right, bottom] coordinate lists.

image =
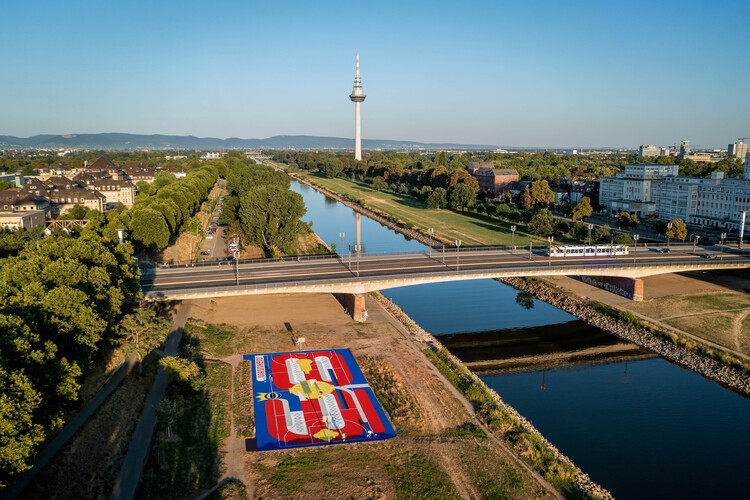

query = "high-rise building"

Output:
[[728, 142, 748, 159], [639, 145, 660, 157], [679, 140, 691, 157], [349, 52, 366, 161]]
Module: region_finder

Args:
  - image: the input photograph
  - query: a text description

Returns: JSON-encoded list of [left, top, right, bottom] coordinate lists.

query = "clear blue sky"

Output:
[[2, 0, 748, 148]]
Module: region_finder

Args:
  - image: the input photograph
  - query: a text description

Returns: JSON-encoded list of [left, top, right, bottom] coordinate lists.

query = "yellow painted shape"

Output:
[[314, 428, 339, 441], [290, 380, 334, 400], [296, 358, 313, 374]]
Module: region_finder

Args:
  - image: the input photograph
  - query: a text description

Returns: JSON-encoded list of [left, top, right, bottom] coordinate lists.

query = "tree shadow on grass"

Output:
[[136, 332, 227, 499]]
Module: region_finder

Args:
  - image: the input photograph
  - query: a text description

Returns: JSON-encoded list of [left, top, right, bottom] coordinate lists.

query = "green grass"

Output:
[[270, 454, 334, 493], [386, 452, 459, 499], [443, 422, 488, 440], [682, 293, 750, 311], [458, 444, 524, 499], [184, 320, 238, 358], [137, 339, 232, 499], [287, 168, 578, 247], [422, 348, 579, 492], [357, 355, 420, 433]]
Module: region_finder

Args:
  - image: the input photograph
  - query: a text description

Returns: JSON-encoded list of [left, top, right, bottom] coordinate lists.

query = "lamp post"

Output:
[[547, 236, 554, 266], [667, 222, 672, 249], [354, 244, 361, 277], [510, 225, 516, 253], [721, 232, 727, 256], [633, 233, 639, 250], [428, 228, 434, 256], [693, 234, 700, 254], [455, 239, 462, 271], [529, 239, 533, 260], [587, 223, 593, 245], [339, 232, 345, 259]]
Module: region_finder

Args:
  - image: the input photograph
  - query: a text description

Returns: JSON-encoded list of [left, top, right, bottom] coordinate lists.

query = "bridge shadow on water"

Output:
[[440, 320, 654, 374]]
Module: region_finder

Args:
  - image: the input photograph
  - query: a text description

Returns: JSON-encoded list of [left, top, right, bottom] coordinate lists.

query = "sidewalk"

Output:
[[111, 302, 191, 500]]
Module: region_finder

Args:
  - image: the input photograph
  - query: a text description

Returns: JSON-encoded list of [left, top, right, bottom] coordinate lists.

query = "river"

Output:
[[290, 178, 750, 499]]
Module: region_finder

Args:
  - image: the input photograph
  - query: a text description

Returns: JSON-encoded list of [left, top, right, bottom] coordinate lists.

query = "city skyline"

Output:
[[2, 0, 748, 148]]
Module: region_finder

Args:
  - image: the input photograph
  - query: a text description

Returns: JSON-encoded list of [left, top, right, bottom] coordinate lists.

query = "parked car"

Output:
[[702, 253, 717, 259], [658, 248, 671, 253], [200, 250, 210, 255], [206, 235, 213, 239]]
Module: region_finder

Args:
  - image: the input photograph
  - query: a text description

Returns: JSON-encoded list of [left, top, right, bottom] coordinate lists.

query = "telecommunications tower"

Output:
[[349, 52, 366, 161]]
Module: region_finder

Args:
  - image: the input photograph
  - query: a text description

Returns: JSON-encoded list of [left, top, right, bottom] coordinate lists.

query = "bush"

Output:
[[553, 219, 570, 235]]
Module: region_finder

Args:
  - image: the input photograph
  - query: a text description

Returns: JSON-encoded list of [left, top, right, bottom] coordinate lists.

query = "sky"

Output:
[[1, 0, 749, 148]]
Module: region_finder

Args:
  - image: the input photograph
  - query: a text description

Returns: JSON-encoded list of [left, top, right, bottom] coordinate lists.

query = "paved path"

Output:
[[111, 302, 191, 500], [3, 355, 137, 500]]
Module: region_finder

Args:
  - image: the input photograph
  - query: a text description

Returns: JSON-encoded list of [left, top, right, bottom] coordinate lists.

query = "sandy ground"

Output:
[[186, 293, 554, 499]]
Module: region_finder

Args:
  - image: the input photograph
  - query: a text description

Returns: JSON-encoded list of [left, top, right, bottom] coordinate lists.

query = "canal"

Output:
[[290, 178, 750, 499]]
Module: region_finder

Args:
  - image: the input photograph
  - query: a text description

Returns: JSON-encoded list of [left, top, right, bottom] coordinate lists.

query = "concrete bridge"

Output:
[[141, 246, 750, 320]]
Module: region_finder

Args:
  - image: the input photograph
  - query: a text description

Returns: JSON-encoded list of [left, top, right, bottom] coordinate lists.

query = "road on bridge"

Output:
[[141, 245, 750, 298]]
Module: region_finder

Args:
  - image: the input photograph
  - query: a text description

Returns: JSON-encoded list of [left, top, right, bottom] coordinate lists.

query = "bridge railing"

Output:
[[142, 256, 750, 299]]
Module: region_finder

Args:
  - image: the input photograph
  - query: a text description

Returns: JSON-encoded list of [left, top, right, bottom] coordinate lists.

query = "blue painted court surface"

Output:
[[247, 348, 396, 451]]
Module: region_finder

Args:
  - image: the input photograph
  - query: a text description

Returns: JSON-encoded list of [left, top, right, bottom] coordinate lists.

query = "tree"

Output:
[[159, 356, 204, 392], [128, 208, 170, 252], [157, 399, 178, 438], [239, 185, 307, 253], [666, 218, 687, 240], [21, 165, 35, 176], [59, 204, 88, 220], [426, 187, 447, 209], [518, 180, 556, 212], [571, 221, 589, 241], [652, 219, 668, 235], [593, 225, 612, 243], [448, 184, 476, 210], [153, 171, 177, 189], [529, 209, 554, 236], [446, 170, 479, 192], [321, 158, 343, 178], [0, 181, 13, 191], [371, 176, 386, 192], [118, 309, 172, 373], [554, 219, 570, 235], [571, 196, 593, 221], [614, 212, 638, 230], [515, 292, 535, 310], [613, 233, 634, 244]]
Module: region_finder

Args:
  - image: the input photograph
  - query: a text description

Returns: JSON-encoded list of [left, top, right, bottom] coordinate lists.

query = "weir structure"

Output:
[[349, 52, 366, 161]]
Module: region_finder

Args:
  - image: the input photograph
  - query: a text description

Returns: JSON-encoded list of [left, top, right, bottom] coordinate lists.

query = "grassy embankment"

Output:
[[147, 316, 548, 499], [276, 164, 578, 247], [623, 292, 750, 355], [421, 347, 586, 498]]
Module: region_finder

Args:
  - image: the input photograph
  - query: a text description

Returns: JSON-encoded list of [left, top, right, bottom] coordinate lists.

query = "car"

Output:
[[206, 235, 213, 239], [658, 248, 671, 253], [703, 253, 717, 259], [200, 250, 211, 255]]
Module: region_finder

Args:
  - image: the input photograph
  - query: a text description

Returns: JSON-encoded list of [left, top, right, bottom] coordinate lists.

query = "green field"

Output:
[[283, 167, 577, 247]]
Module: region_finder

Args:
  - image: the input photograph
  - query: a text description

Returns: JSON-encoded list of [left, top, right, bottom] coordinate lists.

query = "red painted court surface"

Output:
[[247, 349, 396, 451]]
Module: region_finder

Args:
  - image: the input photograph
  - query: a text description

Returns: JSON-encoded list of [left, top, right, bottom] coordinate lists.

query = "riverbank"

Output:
[[498, 277, 750, 395], [371, 292, 613, 499]]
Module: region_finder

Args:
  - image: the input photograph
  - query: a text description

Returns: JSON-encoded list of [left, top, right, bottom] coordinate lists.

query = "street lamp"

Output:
[[587, 223, 593, 245], [428, 228, 434, 256], [547, 236, 554, 266], [354, 244, 361, 277], [633, 233, 639, 250], [721, 232, 727, 256], [692, 234, 700, 254], [667, 222, 673, 249], [455, 239, 462, 270], [510, 225, 516, 252], [339, 232, 345, 258]]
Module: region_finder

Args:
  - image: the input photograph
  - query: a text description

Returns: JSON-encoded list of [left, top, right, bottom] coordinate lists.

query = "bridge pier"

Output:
[[580, 276, 644, 301], [334, 293, 368, 322]]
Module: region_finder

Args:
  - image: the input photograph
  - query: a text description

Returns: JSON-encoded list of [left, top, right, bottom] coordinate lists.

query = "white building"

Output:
[[600, 163, 750, 230], [728, 142, 748, 159], [639, 145, 660, 157]]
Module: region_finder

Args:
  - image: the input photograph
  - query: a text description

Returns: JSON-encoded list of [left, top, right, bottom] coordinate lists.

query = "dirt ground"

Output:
[[186, 293, 554, 499]]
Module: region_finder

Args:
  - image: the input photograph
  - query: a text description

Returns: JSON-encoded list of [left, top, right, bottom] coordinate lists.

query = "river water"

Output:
[[290, 179, 750, 499]]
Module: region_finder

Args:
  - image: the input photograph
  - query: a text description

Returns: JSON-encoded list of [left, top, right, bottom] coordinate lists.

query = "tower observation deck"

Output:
[[349, 52, 366, 161]]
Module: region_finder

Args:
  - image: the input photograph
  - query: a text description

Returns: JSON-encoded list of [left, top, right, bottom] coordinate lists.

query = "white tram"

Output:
[[546, 244, 629, 257]]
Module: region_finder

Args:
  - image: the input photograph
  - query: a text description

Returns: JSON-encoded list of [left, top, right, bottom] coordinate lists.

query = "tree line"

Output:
[[219, 160, 308, 256]]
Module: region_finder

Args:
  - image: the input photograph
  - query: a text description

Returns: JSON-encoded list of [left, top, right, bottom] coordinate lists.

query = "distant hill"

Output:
[[0, 133, 498, 151]]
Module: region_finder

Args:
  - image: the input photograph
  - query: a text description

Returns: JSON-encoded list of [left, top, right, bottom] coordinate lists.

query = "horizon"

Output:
[[2, 0, 749, 149]]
